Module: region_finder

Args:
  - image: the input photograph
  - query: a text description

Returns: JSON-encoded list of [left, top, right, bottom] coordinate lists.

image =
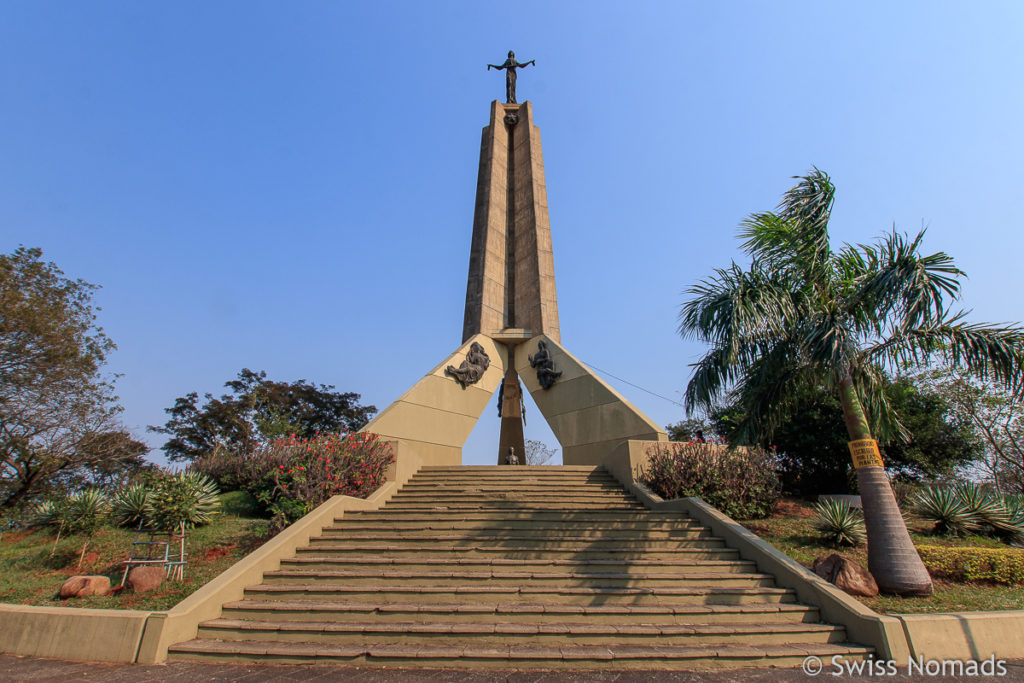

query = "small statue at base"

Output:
[[505, 446, 519, 466]]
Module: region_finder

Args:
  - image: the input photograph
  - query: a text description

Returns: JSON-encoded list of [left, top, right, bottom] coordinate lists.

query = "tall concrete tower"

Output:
[[462, 101, 560, 345], [359, 100, 665, 470]]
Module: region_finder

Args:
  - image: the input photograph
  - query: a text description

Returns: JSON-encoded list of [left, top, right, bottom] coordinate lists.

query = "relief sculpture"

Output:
[[528, 340, 562, 390], [445, 342, 490, 388]]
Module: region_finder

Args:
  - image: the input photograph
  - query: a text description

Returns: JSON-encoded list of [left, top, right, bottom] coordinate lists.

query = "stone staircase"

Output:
[[168, 466, 872, 669]]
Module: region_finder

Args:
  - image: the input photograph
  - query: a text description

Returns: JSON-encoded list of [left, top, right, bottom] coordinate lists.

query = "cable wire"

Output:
[[575, 357, 685, 409]]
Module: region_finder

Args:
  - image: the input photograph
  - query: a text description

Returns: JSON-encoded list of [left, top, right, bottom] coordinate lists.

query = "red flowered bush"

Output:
[[195, 431, 393, 531]]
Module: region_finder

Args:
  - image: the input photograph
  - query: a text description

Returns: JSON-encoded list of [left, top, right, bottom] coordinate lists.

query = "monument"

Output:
[[359, 54, 666, 467]]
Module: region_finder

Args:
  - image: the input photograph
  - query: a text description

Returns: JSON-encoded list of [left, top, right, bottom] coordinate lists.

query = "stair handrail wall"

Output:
[[602, 439, 912, 661]]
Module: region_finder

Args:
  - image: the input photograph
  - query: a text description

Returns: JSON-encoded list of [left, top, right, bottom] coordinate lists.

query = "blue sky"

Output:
[[3, 2, 1023, 466]]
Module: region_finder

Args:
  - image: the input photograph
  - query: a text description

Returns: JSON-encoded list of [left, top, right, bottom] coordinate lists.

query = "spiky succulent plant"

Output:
[[813, 498, 866, 547]]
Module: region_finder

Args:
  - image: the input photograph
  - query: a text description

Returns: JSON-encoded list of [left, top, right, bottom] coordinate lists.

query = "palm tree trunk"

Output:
[[838, 372, 933, 596]]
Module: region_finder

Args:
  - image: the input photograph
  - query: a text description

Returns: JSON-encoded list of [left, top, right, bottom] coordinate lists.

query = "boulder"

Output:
[[813, 553, 879, 597], [59, 575, 111, 598], [126, 566, 167, 593]]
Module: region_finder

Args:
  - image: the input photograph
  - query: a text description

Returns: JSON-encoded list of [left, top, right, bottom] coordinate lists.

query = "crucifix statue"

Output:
[[487, 50, 535, 104]]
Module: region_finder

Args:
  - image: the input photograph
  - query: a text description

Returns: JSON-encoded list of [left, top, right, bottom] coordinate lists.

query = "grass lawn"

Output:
[[743, 498, 1024, 614], [0, 492, 270, 611]]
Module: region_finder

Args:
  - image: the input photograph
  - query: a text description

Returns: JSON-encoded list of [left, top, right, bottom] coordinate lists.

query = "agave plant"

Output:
[[912, 487, 980, 536], [1003, 495, 1024, 547], [813, 499, 866, 547], [111, 483, 151, 529], [145, 472, 221, 532], [31, 499, 63, 528], [977, 492, 1024, 545], [954, 483, 1002, 524], [62, 489, 110, 569]]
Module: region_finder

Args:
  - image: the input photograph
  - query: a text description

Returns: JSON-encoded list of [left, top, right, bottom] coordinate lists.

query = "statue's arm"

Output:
[[487, 64, 505, 70]]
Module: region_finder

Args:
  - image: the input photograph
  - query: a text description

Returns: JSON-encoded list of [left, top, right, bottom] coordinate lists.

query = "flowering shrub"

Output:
[[916, 545, 1024, 585], [196, 432, 393, 531], [638, 442, 781, 519]]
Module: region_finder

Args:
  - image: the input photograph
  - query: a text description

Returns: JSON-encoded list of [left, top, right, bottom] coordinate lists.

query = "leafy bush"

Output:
[[916, 545, 1024, 585], [813, 499, 865, 546], [189, 444, 247, 492], [195, 431, 394, 531], [219, 490, 261, 518], [639, 442, 780, 519]]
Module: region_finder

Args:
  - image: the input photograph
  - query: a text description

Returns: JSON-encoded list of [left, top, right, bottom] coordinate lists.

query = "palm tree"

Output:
[[679, 169, 1024, 595]]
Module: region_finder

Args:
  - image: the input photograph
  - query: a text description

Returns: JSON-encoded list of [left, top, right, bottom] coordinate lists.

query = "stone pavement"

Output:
[[2, 656, 1023, 683]]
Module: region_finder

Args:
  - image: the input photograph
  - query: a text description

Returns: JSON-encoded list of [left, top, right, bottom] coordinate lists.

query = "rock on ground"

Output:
[[813, 553, 879, 597], [59, 575, 111, 598], [126, 566, 167, 593]]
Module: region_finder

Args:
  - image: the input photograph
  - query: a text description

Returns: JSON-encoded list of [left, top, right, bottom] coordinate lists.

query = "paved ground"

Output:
[[2, 656, 1023, 683]]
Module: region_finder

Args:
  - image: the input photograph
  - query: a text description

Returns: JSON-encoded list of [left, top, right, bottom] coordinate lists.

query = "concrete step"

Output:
[[294, 544, 739, 560], [168, 639, 874, 670], [397, 481, 628, 490], [328, 519, 704, 532], [381, 503, 646, 510], [315, 527, 713, 540], [259, 569, 778, 589], [220, 600, 822, 625], [242, 584, 799, 606], [196, 617, 848, 647], [418, 466, 603, 472], [304, 534, 726, 549], [340, 510, 692, 522], [384, 498, 642, 508], [278, 556, 759, 575]]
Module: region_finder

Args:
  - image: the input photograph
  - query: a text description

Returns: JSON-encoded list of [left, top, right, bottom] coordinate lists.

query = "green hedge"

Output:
[[916, 545, 1024, 585]]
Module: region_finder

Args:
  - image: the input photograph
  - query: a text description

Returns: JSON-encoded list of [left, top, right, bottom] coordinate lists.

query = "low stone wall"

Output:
[[0, 604, 150, 662], [897, 611, 1024, 662]]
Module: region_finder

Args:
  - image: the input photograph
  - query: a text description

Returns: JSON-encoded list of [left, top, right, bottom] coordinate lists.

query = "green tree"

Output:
[[913, 366, 1024, 494], [663, 417, 717, 443], [678, 169, 1024, 595], [150, 368, 376, 463], [0, 247, 141, 509], [710, 377, 982, 496]]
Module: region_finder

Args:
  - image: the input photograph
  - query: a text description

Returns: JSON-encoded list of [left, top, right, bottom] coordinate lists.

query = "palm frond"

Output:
[[872, 319, 1024, 395], [724, 345, 819, 443], [740, 169, 835, 268], [847, 230, 964, 332], [800, 311, 859, 370], [778, 167, 836, 233], [684, 342, 743, 415], [678, 263, 795, 346]]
